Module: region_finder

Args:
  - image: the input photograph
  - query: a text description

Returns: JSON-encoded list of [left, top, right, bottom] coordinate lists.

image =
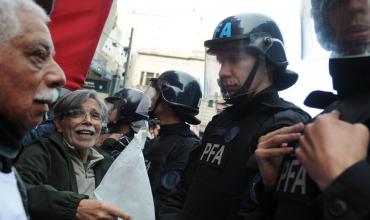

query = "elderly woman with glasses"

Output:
[[16, 90, 132, 220]]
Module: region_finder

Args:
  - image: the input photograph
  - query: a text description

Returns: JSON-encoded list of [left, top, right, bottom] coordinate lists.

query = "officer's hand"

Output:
[[296, 111, 369, 190], [107, 133, 123, 141], [76, 199, 132, 220], [96, 134, 123, 147], [255, 123, 304, 191]]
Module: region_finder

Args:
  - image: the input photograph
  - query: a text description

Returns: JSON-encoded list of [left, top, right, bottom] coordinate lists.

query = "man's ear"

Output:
[[54, 117, 63, 132]]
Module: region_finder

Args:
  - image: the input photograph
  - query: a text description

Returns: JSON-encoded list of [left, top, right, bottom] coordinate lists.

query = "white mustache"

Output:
[[75, 127, 96, 133], [34, 89, 59, 103]]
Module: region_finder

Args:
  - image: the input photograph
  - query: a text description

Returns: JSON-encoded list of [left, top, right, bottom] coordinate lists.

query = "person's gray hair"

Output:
[[53, 89, 108, 122], [0, 0, 49, 45]]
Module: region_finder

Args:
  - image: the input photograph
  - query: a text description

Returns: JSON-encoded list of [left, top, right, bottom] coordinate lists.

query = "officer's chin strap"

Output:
[[226, 58, 260, 104], [241, 58, 260, 94]]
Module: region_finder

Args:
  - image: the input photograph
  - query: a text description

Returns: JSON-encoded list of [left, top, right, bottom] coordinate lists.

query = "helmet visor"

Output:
[[135, 79, 160, 117], [204, 52, 223, 101], [301, 0, 370, 59]]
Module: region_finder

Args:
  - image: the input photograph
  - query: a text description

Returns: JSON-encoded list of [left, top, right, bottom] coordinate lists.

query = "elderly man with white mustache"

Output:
[[0, 0, 65, 219], [16, 89, 132, 220]]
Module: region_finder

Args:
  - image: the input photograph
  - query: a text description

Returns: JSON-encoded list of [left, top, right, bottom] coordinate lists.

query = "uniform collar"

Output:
[[158, 123, 189, 136], [329, 57, 370, 98]]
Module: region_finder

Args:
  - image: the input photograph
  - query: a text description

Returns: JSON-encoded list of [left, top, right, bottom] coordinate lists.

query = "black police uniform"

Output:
[[144, 122, 199, 218], [159, 87, 311, 220], [257, 58, 370, 220], [102, 88, 147, 159], [100, 131, 134, 159]]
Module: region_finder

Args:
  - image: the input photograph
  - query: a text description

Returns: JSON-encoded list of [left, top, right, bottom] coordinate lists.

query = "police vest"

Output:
[[181, 93, 310, 220], [274, 93, 370, 220]]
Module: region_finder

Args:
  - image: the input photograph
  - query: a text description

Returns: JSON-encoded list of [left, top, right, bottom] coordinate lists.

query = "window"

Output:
[[140, 71, 160, 86], [145, 72, 155, 85]]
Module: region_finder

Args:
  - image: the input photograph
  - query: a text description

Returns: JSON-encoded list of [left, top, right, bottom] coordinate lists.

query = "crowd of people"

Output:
[[1, 0, 370, 220]]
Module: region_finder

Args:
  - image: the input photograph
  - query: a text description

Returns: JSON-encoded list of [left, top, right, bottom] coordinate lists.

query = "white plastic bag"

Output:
[[95, 129, 155, 220]]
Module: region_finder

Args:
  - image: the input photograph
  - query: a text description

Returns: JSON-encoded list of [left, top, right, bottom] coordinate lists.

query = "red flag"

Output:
[[48, 0, 113, 90]]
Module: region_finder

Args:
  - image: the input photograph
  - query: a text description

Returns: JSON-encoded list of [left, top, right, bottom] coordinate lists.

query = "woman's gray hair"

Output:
[[53, 89, 108, 122], [0, 0, 49, 45]]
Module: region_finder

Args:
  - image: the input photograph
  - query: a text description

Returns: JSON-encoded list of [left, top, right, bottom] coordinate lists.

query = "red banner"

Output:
[[48, 0, 113, 90]]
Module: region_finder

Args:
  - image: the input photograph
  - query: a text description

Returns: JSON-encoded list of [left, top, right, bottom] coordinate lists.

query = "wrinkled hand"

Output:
[[255, 123, 304, 191], [76, 199, 132, 220], [296, 111, 369, 190]]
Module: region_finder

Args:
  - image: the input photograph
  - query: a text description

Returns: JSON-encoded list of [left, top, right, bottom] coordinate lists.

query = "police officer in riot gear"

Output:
[[254, 0, 370, 219], [159, 13, 311, 220], [137, 70, 201, 218], [98, 88, 148, 159]]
